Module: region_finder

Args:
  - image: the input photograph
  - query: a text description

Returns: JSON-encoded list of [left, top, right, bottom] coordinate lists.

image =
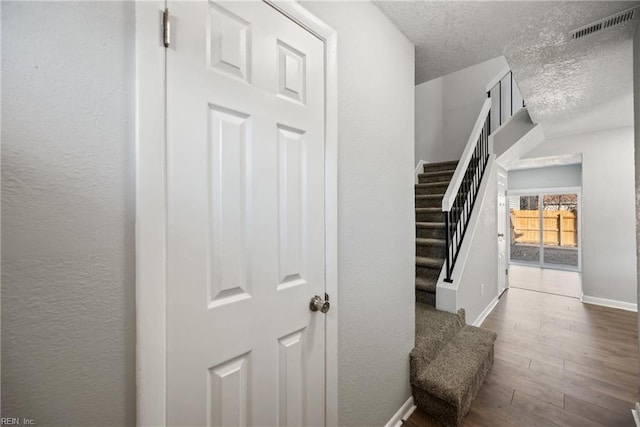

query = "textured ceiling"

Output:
[[375, 1, 639, 126]]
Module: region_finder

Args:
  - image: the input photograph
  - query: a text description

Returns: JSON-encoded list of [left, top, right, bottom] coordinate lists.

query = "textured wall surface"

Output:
[[2, 2, 136, 425], [525, 127, 637, 304], [299, 2, 416, 425]]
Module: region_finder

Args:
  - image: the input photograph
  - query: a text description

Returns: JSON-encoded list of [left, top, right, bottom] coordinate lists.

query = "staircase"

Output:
[[409, 70, 524, 426], [414, 160, 457, 307], [411, 104, 497, 424]]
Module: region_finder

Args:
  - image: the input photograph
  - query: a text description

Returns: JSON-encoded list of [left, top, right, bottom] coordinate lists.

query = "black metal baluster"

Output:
[[499, 79, 502, 127], [510, 71, 513, 117], [444, 211, 452, 282]]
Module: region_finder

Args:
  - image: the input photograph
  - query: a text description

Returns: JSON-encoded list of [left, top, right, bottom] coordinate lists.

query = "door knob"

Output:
[[309, 295, 330, 313], [498, 233, 504, 237]]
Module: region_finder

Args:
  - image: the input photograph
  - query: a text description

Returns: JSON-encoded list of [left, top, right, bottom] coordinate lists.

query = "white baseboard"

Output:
[[471, 296, 500, 326], [415, 160, 427, 184], [384, 396, 416, 427], [632, 402, 640, 426], [581, 295, 638, 312]]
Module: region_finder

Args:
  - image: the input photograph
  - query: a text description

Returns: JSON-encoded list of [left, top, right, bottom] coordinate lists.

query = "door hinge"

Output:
[[505, 269, 509, 275], [162, 8, 171, 48]]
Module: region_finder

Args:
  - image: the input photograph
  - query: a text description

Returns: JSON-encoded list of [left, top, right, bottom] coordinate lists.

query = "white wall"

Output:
[[508, 164, 582, 191], [437, 159, 499, 324], [493, 108, 536, 157], [457, 163, 499, 324], [415, 78, 444, 164], [2, 2, 135, 425], [415, 56, 508, 165], [524, 127, 637, 305], [300, 2, 416, 425]]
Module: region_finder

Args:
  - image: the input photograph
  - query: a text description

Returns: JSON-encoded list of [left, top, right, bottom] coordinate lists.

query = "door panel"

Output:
[[541, 193, 579, 269], [509, 194, 541, 264], [166, 2, 326, 425]]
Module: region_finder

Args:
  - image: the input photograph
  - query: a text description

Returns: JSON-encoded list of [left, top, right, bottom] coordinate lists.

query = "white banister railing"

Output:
[[442, 98, 491, 211], [440, 69, 525, 283], [441, 98, 492, 283]]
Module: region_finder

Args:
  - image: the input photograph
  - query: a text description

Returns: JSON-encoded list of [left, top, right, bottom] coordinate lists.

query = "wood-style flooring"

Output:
[[405, 287, 639, 427], [509, 265, 582, 299]]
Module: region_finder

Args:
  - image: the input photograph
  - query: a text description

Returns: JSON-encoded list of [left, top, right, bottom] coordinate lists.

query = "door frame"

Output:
[[134, 2, 338, 425], [497, 169, 508, 296], [507, 187, 582, 272]]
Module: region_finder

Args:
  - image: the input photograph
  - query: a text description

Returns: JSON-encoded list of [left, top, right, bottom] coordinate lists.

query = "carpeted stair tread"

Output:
[[423, 160, 458, 173], [416, 326, 496, 400], [416, 207, 443, 213], [416, 256, 442, 269], [413, 326, 497, 426], [415, 182, 450, 188], [415, 195, 445, 208], [417, 171, 455, 182], [415, 194, 445, 200], [414, 303, 464, 342], [412, 304, 466, 381], [418, 169, 456, 177], [416, 221, 446, 228], [415, 277, 437, 293], [416, 238, 446, 247]]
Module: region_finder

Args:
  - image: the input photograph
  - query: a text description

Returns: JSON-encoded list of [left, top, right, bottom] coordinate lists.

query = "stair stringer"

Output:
[[436, 154, 498, 324]]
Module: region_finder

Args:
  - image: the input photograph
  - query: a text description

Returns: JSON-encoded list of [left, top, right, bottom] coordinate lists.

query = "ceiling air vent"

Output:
[[569, 7, 637, 40]]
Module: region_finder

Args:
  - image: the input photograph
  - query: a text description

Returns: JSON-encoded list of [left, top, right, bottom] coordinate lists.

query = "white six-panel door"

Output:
[[165, 2, 326, 425]]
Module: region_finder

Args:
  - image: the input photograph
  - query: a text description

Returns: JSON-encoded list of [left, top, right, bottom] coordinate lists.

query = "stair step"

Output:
[[415, 181, 450, 188], [416, 222, 447, 239], [416, 256, 444, 282], [417, 170, 454, 184], [416, 256, 442, 269], [415, 277, 436, 293], [423, 160, 458, 173], [416, 289, 436, 306], [414, 180, 473, 196], [412, 325, 496, 426], [415, 182, 450, 195], [415, 194, 444, 208], [416, 221, 446, 229], [418, 169, 456, 178], [416, 237, 447, 260], [415, 194, 445, 200], [416, 237, 446, 247], [416, 207, 463, 223]]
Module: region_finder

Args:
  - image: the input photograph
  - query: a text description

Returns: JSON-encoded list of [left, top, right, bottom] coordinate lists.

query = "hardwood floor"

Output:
[[405, 287, 639, 427], [508, 265, 582, 299]]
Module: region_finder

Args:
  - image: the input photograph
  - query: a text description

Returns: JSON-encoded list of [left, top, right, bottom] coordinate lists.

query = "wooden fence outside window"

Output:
[[510, 209, 577, 247]]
